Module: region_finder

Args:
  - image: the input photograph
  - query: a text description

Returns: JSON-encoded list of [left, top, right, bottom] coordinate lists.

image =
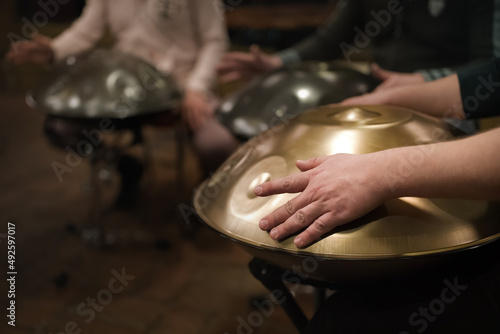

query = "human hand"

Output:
[[217, 44, 283, 83], [5, 34, 54, 65], [181, 90, 213, 132], [255, 154, 391, 248], [371, 63, 425, 92], [339, 89, 392, 106]]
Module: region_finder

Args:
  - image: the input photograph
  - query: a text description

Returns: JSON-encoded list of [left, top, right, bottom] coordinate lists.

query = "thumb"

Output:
[[371, 63, 393, 81], [296, 156, 329, 171]]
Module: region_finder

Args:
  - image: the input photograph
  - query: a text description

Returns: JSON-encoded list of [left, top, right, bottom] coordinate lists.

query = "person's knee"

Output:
[[192, 119, 239, 156], [192, 119, 239, 173]]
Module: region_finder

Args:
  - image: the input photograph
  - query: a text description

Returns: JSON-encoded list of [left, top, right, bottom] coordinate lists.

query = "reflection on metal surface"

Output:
[[230, 155, 291, 220], [331, 107, 380, 123], [195, 105, 500, 281], [27, 49, 182, 119], [217, 62, 378, 139]]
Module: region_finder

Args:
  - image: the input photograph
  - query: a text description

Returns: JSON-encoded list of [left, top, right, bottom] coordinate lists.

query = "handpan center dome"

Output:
[[330, 107, 381, 123]]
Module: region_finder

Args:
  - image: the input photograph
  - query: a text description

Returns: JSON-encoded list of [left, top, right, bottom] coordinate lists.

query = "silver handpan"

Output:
[[27, 49, 182, 119], [216, 62, 378, 139]]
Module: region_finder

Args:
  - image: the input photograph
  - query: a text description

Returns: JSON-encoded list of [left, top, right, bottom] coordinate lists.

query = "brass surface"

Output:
[[27, 49, 181, 119], [195, 105, 500, 274]]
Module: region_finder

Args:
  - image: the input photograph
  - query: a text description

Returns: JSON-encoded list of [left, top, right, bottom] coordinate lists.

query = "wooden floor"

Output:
[[0, 93, 314, 334]]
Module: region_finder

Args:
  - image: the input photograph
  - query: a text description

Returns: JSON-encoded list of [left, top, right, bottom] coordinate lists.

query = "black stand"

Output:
[[249, 258, 310, 332]]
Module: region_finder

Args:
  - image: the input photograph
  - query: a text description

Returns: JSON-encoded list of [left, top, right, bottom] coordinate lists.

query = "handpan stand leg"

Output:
[[248, 258, 309, 332]]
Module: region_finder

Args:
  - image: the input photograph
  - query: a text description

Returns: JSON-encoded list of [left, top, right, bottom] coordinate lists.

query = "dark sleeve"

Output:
[[458, 58, 500, 119], [290, 0, 362, 62], [419, 0, 495, 81], [464, 0, 496, 65]]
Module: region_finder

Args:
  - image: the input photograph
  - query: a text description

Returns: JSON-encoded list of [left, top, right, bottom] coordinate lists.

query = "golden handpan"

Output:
[[194, 105, 500, 282]]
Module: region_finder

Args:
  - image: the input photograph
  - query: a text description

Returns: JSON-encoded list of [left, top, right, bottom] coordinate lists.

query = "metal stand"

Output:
[[249, 258, 309, 332], [78, 125, 145, 247], [78, 116, 188, 246], [51, 122, 171, 286], [248, 258, 347, 333]]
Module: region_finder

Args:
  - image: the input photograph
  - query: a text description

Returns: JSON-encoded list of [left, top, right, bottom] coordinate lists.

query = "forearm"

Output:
[[383, 74, 464, 119], [186, 39, 227, 93], [379, 128, 500, 200], [390, 59, 500, 120], [51, 0, 107, 61], [186, 0, 228, 93]]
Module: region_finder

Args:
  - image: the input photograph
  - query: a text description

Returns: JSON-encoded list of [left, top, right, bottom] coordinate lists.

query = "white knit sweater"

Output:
[[51, 0, 228, 93]]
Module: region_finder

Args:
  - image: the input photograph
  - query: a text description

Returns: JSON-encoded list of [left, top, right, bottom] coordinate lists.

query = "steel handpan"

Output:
[[195, 105, 500, 283], [216, 62, 378, 139], [27, 49, 182, 119]]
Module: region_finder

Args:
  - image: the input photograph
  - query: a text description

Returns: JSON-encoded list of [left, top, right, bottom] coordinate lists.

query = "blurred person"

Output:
[[218, 0, 498, 92], [6, 0, 238, 205]]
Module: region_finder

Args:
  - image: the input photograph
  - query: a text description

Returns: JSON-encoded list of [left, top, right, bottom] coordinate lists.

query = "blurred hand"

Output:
[[181, 90, 213, 132], [255, 154, 391, 248], [371, 63, 425, 92], [339, 88, 392, 106], [5, 34, 55, 65], [217, 44, 283, 83]]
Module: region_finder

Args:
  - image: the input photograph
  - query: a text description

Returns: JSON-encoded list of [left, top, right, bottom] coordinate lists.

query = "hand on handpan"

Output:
[[217, 44, 282, 83], [339, 63, 424, 106], [255, 154, 391, 248], [371, 63, 425, 92], [339, 88, 392, 106], [330, 64, 412, 107]]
